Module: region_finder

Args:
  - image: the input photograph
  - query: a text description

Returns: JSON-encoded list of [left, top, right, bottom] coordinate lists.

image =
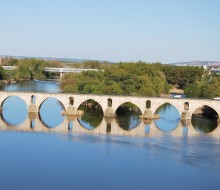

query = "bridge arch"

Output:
[[1, 96, 28, 126], [115, 101, 143, 115], [1, 95, 27, 108], [191, 105, 219, 134], [191, 105, 219, 119], [74, 96, 106, 113], [153, 102, 181, 132], [77, 99, 104, 130], [37, 96, 67, 110], [38, 97, 66, 112], [76, 99, 104, 113], [115, 102, 142, 131], [38, 97, 66, 128], [154, 102, 181, 116]]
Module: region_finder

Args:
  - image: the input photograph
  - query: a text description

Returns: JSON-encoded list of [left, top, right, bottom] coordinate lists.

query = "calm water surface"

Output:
[[0, 80, 219, 190]]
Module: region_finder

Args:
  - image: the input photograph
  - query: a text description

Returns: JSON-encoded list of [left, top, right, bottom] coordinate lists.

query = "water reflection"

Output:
[[191, 106, 219, 134], [77, 99, 104, 130], [192, 117, 218, 134], [145, 125, 150, 134], [1, 96, 27, 126], [39, 98, 65, 128], [154, 103, 180, 132], [78, 111, 103, 130], [116, 113, 142, 130], [0, 80, 61, 93], [68, 121, 73, 130], [115, 102, 142, 130]]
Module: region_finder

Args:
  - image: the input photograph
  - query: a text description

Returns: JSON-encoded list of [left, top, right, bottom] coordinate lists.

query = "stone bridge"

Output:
[[0, 91, 219, 119], [0, 91, 220, 137]]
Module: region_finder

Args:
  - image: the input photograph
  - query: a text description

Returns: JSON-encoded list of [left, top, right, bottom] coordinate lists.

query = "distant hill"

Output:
[[0, 55, 105, 63], [170, 61, 220, 66]]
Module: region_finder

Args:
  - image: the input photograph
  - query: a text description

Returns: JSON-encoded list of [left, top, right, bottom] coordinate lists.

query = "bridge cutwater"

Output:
[[0, 91, 219, 136], [2, 66, 101, 78]]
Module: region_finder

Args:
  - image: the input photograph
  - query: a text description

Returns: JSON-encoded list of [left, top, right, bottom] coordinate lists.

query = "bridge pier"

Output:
[[65, 105, 85, 116], [28, 103, 38, 113], [104, 106, 115, 117], [60, 72, 64, 79], [181, 110, 191, 120]]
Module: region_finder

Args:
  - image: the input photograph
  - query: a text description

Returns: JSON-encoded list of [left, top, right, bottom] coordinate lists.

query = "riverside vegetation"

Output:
[[0, 58, 219, 98]]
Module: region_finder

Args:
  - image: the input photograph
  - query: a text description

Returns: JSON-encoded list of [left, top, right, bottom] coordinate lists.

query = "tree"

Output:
[[16, 59, 49, 80], [184, 74, 220, 98], [162, 65, 204, 89], [0, 66, 5, 80], [1, 57, 19, 66], [60, 62, 172, 96]]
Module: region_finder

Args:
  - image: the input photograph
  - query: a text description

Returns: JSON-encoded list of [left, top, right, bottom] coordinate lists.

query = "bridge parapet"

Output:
[[44, 67, 101, 73], [2, 66, 18, 70]]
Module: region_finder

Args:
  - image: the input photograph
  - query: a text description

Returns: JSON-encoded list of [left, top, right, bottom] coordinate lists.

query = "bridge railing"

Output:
[[2, 66, 102, 73], [44, 67, 101, 73], [2, 66, 18, 70]]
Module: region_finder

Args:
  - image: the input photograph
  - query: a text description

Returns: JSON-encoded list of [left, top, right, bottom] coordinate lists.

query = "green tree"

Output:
[[162, 65, 204, 89], [0, 66, 5, 80], [16, 59, 49, 80]]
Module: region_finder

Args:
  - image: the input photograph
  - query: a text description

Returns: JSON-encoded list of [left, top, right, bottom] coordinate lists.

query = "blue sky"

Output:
[[0, 0, 219, 63]]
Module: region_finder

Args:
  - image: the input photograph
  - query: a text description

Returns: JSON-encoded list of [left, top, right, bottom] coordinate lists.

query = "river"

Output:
[[0, 80, 219, 190]]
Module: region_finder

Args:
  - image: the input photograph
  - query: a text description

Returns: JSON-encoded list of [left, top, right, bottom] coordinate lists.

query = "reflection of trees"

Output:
[[192, 117, 218, 133], [78, 99, 104, 129], [79, 111, 103, 129], [115, 102, 142, 131], [192, 106, 219, 133], [116, 113, 141, 131], [193, 106, 218, 119]]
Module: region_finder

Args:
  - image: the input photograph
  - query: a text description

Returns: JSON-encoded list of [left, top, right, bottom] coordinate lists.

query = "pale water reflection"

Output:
[[154, 103, 181, 132], [0, 130, 219, 190], [39, 97, 65, 128], [1, 96, 28, 125]]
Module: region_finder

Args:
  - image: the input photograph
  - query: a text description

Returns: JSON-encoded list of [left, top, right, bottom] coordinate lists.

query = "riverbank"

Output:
[[169, 88, 184, 94], [0, 79, 17, 86]]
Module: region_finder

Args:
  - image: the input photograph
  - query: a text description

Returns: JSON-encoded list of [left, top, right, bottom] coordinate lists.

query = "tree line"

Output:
[[61, 61, 219, 98], [0, 58, 64, 80], [0, 58, 219, 98]]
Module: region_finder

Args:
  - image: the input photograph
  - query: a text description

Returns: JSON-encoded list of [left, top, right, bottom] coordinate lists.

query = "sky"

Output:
[[0, 0, 220, 63]]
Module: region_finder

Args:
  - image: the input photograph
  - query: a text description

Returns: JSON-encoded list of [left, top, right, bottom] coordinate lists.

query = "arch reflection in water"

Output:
[[115, 102, 142, 131], [145, 125, 150, 134], [77, 99, 104, 130], [154, 103, 180, 132], [1, 96, 28, 126], [68, 121, 73, 130], [39, 97, 65, 128], [192, 105, 219, 134]]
